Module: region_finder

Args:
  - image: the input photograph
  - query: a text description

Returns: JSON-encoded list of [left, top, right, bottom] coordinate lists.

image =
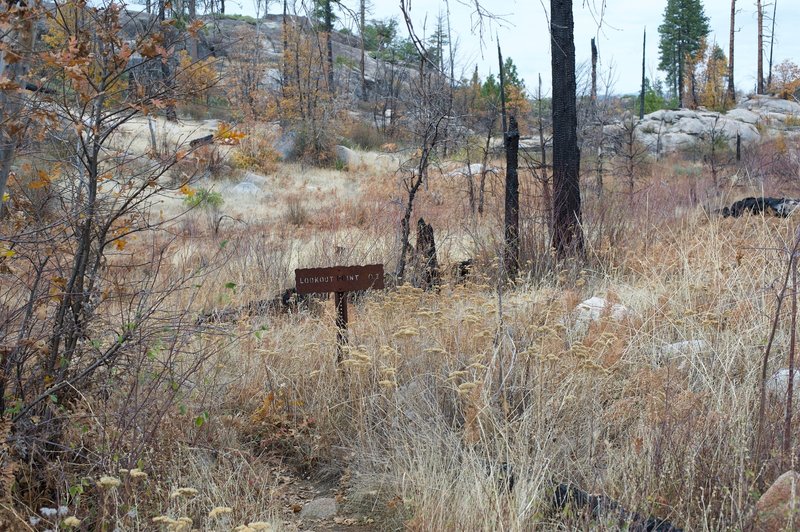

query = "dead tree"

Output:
[[395, 0, 452, 283], [536, 73, 552, 230], [359, 0, 367, 100], [727, 0, 736, 103], [640, 28, 646, 119], [613, 114, 649, 204], [767, 0, 777, 90], [0, 0, 38, 217], [551, 0, 583, 255], [504, 116, 520, 279], [757, 0, 764, 94], [590, 38, 598, 105], [323, 0, 334, 93], [414, 217, 439, 290]]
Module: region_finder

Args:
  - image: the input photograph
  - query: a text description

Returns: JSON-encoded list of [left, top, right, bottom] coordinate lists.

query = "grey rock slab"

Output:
[[300, 498, 338, 520], [231, 182, 260, 195], [725, 108, 760, 124]]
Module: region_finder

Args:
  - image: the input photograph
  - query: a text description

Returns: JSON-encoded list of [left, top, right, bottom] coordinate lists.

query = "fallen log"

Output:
[[196, 288, 310, 325], [189, 134, 214, 149], [552, 483, 683, 532], [720, 197, 800, 218]]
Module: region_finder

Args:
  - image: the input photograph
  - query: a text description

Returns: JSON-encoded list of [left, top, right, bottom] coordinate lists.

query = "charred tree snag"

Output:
[[504, 116, 520, 280], [550, 0, 583, 256], [415, 217, 439, 290]]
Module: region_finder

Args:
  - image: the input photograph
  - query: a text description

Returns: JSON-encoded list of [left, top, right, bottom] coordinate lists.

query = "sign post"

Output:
[[295, 264, 384, 363]]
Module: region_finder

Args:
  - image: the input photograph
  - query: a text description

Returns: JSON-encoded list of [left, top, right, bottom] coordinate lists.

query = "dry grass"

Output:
[[8, 140, 800, 531]]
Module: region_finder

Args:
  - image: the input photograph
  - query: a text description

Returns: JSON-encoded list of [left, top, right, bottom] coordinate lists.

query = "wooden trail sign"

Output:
[[295, 264, 384, 363]]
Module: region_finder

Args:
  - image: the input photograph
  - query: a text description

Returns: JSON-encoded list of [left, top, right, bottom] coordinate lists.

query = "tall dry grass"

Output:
[[11, 146, 800, 531]]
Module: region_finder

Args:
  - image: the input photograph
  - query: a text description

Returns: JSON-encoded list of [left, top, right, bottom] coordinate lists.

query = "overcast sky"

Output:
[[236, 0, 800, 97]]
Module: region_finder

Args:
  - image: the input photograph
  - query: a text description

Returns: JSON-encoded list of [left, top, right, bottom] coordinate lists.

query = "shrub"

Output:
[[184, 188, 224, 210], [342, 120, 387, 151], [284, 195, 308, 226]]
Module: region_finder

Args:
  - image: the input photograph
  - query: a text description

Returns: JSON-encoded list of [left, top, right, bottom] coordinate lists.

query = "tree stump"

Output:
[[414, 217, 439, 290]]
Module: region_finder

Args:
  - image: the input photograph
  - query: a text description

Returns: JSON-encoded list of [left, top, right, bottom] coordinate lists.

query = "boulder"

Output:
[[631, 95, 800, 154], [661, 340, 708, 355], [447, 163, 499, 178], [335, 145, 355, 167], [658, 340, 708, 369], [724, 108, 760, 124], [753, 471, 800, 531], [231, 182, 260, 195], [739, 95, 800, 116], [241, 171, 268, 185], [574, 297, 629, 324], [766, 369, 800, 397], [300, 498, 338, 520]]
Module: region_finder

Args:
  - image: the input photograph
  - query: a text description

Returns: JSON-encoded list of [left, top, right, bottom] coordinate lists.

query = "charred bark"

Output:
[[504, 116, 520, 280], [550, 0, 583, 255]]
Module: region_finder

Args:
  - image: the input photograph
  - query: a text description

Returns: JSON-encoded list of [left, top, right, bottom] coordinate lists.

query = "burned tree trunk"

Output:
[[727, 0, 736, 103], [640, 28, 646, 119], [359, 0, 367, 100], [414, 217, 439, 290], [590, 38, 598, 106], [550, 0, 583, 255], [537, 74, 552, 230], [324, 0, 334, 93], [504, 116, 520, 280], [757, 0, 764, 94], [158, 1, 177, 122]]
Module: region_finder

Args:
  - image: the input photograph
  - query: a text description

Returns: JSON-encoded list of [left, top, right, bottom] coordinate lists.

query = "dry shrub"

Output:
[[284, 195, 309, 226], [342, 120, 386, 151], [231, 126, 281, 175]]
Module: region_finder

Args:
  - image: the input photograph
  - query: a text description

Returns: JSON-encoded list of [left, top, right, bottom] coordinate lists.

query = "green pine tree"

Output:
[[657, 0, 710, 107]]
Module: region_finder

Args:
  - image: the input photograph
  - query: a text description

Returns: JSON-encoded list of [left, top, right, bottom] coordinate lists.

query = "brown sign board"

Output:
[[295, 264, 385, 294]]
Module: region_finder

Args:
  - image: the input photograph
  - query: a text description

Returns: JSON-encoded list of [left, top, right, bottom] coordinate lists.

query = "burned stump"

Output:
[[413, 217, 439, 290]]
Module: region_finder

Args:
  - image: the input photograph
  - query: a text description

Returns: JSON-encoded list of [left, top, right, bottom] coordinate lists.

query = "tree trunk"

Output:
[[640, 28, 646, 119], [678, 40, 684, 107], [324, 0, 334, 93], [282, 0, 289, 94], [187, 0, 198, 60], [477, 117, 493, 216], [359, 0, 366, 100], [728, 0, 736, 103], [504, 116, 520, 280], [157, 1, 177, 121], [767, 0, 777, 90], [498, 41, 507, 138], [590, 37, 597, 105], [414, 218, 439, 290], [550, 0, 583, 255], [538, 73, 552, 231], [757, 0, 764, 94], [0, 2, 36, 217]]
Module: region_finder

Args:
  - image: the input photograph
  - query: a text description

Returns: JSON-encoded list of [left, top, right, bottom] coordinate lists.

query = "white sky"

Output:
[[233, 0, 800, 97]]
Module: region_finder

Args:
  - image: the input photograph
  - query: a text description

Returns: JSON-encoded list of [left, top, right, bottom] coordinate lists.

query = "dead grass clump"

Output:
[[342, 120, 387, 151], [284, 195, 309, 226]]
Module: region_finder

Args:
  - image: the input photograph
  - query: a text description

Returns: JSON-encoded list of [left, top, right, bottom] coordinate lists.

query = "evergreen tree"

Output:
[[657, 0, 710, 107]]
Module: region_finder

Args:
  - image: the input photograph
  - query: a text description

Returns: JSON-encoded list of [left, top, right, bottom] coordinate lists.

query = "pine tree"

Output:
[[657, 0, 710, 107]]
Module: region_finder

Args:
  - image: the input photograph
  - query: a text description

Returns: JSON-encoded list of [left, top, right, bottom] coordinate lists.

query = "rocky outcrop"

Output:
[[753, 471, 800, 531], [631, 95, 800, 154]]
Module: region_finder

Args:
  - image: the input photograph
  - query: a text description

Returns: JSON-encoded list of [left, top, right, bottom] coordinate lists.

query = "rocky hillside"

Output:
[[632, 95, 800, 154]]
